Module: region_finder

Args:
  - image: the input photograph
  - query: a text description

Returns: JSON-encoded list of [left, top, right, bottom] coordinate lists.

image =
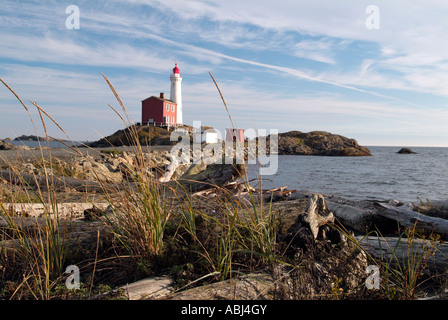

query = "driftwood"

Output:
[[0, 169, 106, 192], [288, 194, 335, 240], [1, 202, 109, 219], [357, 236, 448, 272], [374, 202, 448, 238], [158, 159, 180, 183], [327, 202, 376, 234], [327, 201, 398, 235]]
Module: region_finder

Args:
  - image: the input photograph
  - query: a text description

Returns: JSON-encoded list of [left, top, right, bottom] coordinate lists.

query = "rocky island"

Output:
[[397, 147, 417, 154], [270, 130, 372, 156]]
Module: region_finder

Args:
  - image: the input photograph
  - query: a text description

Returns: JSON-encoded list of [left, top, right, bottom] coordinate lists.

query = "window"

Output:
[[171, 116, 174, 123], [166, 116, 170, 124], [166, 104, 169, 111], [171, 104, 175, 112]]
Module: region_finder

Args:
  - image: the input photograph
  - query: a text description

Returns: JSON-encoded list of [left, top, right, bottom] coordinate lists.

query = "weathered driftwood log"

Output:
[[158, 159, 180, 183], [374, 202, 448, 238], [0, 169, 106, 192], [356, 236, 448, 271], [301, 194, 334, 239], [1, 202, 109, 219], [327, 202, 375, 234], [287, 194, 339, 243], [428, 200, 448, 212], [327, 201, 397, 234]]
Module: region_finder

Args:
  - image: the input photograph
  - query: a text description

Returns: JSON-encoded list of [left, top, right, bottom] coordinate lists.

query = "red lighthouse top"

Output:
[[173, 62, 180, 74]]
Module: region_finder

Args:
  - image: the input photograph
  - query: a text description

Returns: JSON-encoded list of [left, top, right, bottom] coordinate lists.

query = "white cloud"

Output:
[[293, 39, 336, 64], [122, 0, 448, 97]]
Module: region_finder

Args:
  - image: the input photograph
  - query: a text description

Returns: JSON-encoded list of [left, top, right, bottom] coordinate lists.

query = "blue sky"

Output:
[[1, 0, 448, 146]]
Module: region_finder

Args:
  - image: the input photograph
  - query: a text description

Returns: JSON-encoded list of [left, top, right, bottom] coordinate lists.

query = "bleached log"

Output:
[[356, 235, 448, 271], [374, 202, 448, 237], [327, 202, 377, 234], [264, 186, 288, 193], [158, 159, 180, 182], [0, 169, 105, 192]]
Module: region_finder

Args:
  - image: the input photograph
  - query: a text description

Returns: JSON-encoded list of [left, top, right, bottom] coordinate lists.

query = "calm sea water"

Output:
[[9, 140, 82, 148], [247, 146, 448, 202]]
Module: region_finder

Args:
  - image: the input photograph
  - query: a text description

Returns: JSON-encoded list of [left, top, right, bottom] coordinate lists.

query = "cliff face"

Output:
[[272, 131, 372, 157]]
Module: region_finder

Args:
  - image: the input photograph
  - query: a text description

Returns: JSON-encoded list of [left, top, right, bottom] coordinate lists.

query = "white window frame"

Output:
[[166, 104, 169, 111], [171, 116, 174, 123], [171, 104, 175, 112]]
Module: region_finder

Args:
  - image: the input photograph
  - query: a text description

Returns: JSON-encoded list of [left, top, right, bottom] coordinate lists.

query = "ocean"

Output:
[[8, 140, 83, 149], [246, 146, 448, 203]]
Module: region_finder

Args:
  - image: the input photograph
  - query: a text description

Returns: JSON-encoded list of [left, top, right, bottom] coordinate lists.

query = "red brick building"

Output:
[[141, 92, 177, 126]]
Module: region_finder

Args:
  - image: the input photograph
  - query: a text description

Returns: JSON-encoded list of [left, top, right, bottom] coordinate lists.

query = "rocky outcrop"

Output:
[[397, 147, 417, 154], [270, 130, 371, 156], [88, 125, 194, 148]]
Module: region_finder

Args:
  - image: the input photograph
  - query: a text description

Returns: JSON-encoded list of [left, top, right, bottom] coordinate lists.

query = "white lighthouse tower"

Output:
[[170, 62, 183, 125]]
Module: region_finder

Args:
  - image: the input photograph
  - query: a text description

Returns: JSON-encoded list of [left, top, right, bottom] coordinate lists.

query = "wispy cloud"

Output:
[[1, 0, 448, 145], [293, 39, 336, 64]]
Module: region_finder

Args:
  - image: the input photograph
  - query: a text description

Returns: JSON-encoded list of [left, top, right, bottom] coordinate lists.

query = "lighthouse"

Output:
[[170, 62, 183, 125]]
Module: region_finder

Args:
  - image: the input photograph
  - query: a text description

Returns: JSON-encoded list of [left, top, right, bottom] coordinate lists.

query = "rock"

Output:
[[174, 162, 247, 193], [0, 140, 29, 150], [81, 160, 123, 184], [397, 147, 417, 154]]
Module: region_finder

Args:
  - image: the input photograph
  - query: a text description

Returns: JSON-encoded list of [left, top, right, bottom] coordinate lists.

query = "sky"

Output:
[[1, 0, 448, 147]]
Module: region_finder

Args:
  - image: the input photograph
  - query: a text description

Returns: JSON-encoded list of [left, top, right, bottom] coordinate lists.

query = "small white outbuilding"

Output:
[[194, 127, 219, 144]]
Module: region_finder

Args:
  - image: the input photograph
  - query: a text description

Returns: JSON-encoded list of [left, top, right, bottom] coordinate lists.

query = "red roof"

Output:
[[173, 62, 180, 74]]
